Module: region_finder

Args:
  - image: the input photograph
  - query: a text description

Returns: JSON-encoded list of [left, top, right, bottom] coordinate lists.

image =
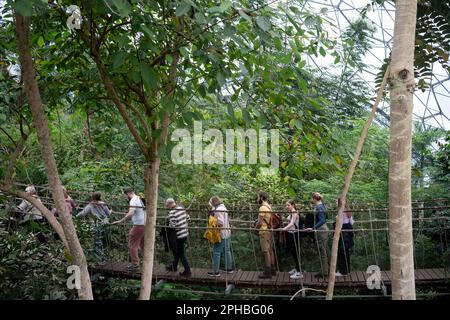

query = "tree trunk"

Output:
[[139, 145, 161, 299], [388, 0, 417, 300], [138, 16, 183, 300], [15, 13, 93, 300]]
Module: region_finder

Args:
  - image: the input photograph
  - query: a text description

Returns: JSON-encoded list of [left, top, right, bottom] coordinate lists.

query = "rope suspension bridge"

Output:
[[1, 183, 449, 299]]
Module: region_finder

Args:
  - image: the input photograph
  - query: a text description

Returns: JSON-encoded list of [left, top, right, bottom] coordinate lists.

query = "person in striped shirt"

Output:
[[165, 198, 191, 277]]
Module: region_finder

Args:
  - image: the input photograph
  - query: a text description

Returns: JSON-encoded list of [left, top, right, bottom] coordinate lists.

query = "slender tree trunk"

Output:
[[138, 16, 183, 300], [388, 0, 417, 300], [326, 66, 390, 299], [15, 13, 93, 300], [139, 145, 161, 299]]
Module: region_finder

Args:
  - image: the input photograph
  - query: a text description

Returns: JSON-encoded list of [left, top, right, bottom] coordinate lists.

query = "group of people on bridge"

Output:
[[11, 185, 355, 280]]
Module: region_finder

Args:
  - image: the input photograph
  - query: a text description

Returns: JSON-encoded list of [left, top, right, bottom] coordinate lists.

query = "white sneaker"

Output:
[[290, 272, 303, 279], [335, 272, 344, 277], [289, 268, 297, 275]]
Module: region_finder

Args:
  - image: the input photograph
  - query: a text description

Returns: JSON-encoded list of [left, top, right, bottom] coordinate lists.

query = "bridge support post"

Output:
[[381, 284, 387, 297], [224, 283, 235, 296], [418, 202, 424, 229], [153, 280, 165, 292]]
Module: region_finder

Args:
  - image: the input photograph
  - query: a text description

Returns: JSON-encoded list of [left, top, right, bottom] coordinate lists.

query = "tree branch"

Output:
[[3, 127, 33, 187], [0, 185, 69, 250], [75, 13, 149, 156], [124, 101, 152, 140], [0, 127, 17, 148], [97, 15, 114, 50], [91, 50, 149, 156]]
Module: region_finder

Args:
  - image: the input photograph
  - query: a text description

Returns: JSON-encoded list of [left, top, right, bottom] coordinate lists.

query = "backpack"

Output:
[[261, 205, 282, 230], [271, 212, 282, 230], [203, 215, 221, 244]]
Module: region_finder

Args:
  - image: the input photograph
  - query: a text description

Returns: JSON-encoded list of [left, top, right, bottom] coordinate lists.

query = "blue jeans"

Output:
[[212, 237, 233, 273], [93, 224, 106, 262]]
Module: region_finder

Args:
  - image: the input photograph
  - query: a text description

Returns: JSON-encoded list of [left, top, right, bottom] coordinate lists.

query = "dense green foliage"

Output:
[[0, 0, 448, 299]]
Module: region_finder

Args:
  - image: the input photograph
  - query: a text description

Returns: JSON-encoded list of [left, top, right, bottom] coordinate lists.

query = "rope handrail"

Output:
[[4, 183, 449, 210], [116, 224, 449, 233], [2, 192, 450, 214]]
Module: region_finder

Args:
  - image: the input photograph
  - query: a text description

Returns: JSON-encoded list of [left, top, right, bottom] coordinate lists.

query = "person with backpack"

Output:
[[207, 196, 233, 277], [76, 191, 111, 264], [255, 191, 276, 279], [281, 199, 303, 279], [335, 197, 354, 276], [304, 192, 330, 278]]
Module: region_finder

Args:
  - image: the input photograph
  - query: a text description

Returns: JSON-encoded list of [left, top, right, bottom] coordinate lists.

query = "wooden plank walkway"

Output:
[[90, 261, 450, 289]]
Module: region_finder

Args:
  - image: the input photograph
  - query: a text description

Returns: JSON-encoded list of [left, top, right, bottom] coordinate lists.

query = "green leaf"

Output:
[[334, 54, 341, 64], [141, 25, 156, 41], [182, 112, 194, 125], [227, 104, 237, 124], [289, 118, 295, 129], [194, 12, 207, 24], [176, 3, 191, 16], [198, 83, 206, 97], [111, 0, 131, 17], [319, 46, 326, 57], [216, 72, 225, 87], [220, 0, 232, 12], [209, 6, 222, 13], [242, 109, 252, 125], [140, 63, 158, 90], [13, 0, 32, 17], [298, 78, 307, 93], [304, 15, 316, 28], [298, 60, 307, 69], [116, 34, 130, 48], [191, 111, 203, 121], [280, 53, 292, 64], [274, 37, 282, 50], [238, 10, 252, 23], [112, 51, 126, 69], [179, 47, 189, 58], [256, 16, 270, 32], [37, 36, 44, 47], [308, 98, 321, 110], [223, 25, 236, 37]]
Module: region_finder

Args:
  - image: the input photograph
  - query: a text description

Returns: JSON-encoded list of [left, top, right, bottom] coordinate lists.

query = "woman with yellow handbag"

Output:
[[205, 196, 233, 277]]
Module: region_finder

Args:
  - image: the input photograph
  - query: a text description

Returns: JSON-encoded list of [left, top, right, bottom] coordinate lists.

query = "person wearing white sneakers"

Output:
[[282, 200, 303, 279], [207, 196, 233, 277]]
